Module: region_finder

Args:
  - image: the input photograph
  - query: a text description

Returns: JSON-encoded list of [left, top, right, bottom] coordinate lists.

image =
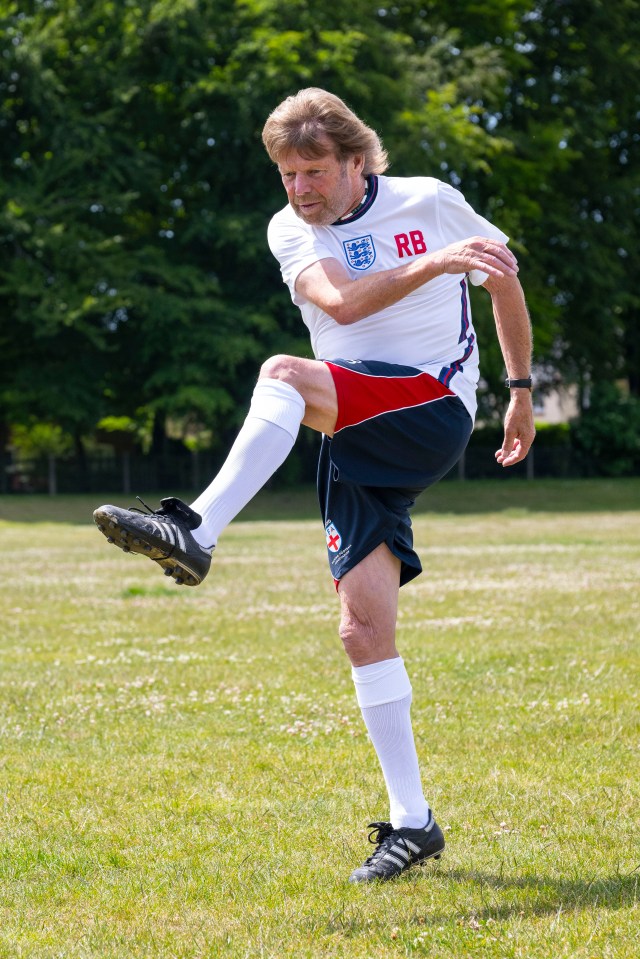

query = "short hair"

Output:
[[262, 88, 389, 175]]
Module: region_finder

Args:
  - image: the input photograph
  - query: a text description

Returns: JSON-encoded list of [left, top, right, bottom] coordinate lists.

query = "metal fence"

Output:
[[1, 442, 582, 496]]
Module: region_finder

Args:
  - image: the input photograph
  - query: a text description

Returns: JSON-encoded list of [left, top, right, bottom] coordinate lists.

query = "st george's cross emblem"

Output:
[[343, 235, 376, 271], [325, 521, 342, 553]]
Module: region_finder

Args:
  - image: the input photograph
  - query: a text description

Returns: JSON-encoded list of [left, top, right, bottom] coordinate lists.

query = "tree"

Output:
[[2, 0, 517, 449], [3, 0, 637, 477], [0, 0, 268, 454], [571, 382, 640, 476], [494, 0, 640, 402]]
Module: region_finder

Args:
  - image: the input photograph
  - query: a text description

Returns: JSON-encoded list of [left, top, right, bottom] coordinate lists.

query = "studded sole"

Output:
[[93, 508, 203, 586], [420, 850, 443, 864]]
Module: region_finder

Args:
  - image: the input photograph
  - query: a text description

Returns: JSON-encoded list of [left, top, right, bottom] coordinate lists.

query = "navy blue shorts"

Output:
[[317, 359, 473, 587]]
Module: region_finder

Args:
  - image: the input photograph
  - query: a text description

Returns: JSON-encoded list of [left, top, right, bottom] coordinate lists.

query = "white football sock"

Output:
[[352, 657, 431, 830], [189, 378, 305, 548]]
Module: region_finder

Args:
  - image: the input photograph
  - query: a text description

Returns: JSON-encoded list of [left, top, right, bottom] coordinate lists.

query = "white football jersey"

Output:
[[267, 175, 508, 419]]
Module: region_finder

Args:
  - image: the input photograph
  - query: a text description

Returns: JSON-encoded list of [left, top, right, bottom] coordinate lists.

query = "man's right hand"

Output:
[[435, 236, 519, 279]]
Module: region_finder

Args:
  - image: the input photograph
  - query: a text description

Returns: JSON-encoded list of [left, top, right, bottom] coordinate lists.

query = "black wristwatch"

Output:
[[505, 377, 533, 391]]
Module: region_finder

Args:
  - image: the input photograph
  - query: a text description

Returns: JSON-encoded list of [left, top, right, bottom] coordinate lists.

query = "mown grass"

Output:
[[0, 480, 638, 958]]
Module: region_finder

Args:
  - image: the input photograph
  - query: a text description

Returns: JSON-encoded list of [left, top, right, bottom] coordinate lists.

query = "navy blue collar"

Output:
[[332, 175, 378, 225]]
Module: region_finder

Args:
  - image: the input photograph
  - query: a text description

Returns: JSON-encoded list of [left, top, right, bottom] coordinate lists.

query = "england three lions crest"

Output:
[[343, 235, 376, 271]]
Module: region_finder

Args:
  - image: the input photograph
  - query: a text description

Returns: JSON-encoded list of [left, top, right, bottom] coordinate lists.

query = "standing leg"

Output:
[[341, 543, 445, 881], [338, 543, 431, 829]]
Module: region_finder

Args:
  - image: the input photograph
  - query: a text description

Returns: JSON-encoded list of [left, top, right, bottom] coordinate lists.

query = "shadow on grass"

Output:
[[423, 866, 640, 922], [1, 478, 639, 525], [319, 866, 639, 935]]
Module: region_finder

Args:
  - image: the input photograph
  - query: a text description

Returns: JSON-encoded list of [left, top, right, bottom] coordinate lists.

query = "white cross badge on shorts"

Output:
[[325, 521, 342, 553]]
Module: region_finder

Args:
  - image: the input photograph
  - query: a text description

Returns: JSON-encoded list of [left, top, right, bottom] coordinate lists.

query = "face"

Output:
[[277, 148, 365, 226]]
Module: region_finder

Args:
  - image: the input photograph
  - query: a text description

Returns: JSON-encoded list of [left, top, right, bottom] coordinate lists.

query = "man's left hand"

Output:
[[495, 393, 536, 467]]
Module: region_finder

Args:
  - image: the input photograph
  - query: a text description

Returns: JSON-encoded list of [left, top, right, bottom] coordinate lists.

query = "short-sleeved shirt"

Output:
[[267, 175, 508, 420]]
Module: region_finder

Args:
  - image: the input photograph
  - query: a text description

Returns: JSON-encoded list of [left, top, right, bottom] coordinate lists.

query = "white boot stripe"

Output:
[[150, 520, 164, 540], [385, 852, 406, 868], [390, 844, 411, 861], [405, 840, 421, 855], [153, 521, 173, 546]]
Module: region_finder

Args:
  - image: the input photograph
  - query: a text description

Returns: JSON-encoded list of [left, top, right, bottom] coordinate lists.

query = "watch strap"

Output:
[[505, 377, 532, 390]]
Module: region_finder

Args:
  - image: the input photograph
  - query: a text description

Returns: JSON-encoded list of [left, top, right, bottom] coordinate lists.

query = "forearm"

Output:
[[485, 273, 536, 466], [295, 236, 519, 326], [297, 253, 445, 325], [484, 274, 533, 377]]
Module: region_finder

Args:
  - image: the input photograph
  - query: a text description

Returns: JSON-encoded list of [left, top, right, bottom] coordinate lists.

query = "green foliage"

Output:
[[532, 421, 570, 447], [570, 382, 640, 477], [0, 0, 273, 441], [10, 420, 72, 457], [96, 411, 155, 452], [493, 0, 640, 392], [469, 419, 571, 450], [1, 0, 515, 444], [1, 0, 638, 455]]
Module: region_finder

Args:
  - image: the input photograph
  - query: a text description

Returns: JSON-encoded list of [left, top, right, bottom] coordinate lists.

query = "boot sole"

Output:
[[93, 507, 204, 586]]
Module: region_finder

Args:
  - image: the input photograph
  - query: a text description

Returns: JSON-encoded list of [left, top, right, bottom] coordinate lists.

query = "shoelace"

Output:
[[362, 821, 407, 865], [131, 496, 184, 519], [130, 495, 201, 533], [131, 496, 157, 515]]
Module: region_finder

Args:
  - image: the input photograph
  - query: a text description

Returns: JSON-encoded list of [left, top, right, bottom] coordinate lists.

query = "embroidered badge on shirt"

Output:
[[343, 235, 376, 271]]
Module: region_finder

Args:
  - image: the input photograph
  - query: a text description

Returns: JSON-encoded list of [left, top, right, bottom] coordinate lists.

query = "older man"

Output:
[[95, 88, 534, 882]]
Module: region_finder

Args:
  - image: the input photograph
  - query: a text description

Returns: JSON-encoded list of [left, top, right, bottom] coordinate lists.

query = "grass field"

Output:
[[0, 479, 638, 958]]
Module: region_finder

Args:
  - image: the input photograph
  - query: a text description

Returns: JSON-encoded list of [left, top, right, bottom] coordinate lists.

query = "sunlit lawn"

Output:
[[0, 480, 638, 958]]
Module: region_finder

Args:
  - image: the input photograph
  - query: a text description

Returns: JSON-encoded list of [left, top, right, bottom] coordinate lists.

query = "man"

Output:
[[94, 88, 535, 883]]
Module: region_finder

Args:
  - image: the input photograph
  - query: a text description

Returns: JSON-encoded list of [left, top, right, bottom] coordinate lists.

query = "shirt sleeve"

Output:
[[435, 181, 509, 286], [267, 212, 335, 304]]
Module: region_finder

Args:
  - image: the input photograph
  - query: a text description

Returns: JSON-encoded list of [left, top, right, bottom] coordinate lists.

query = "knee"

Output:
[[339, 609, 377, 664], [259, 354, 297, 382]]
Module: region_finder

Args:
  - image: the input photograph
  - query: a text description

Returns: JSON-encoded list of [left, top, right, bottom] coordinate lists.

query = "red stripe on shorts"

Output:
[[325, 362, 455, 433]]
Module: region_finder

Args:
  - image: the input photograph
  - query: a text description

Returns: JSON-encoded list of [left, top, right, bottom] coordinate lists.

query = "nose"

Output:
[[293, 173, 312, 195]]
